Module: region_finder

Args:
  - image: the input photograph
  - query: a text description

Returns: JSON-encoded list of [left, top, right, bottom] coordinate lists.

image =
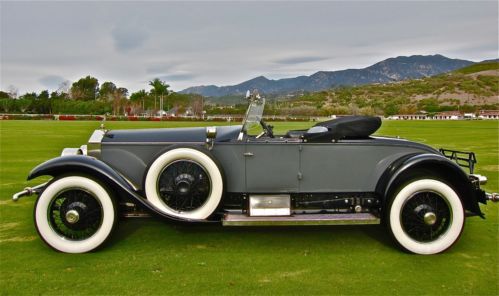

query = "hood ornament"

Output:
[[100, 113, 109, 132]]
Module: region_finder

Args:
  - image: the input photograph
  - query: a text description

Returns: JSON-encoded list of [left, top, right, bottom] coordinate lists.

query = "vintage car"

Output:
[[13, 91, 498, 254]]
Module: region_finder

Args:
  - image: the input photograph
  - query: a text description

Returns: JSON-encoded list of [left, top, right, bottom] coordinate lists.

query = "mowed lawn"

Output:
[[0, 119, 497, 295]]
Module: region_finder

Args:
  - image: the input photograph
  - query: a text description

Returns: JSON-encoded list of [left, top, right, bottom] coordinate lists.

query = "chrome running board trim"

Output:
[[222, 213, 380, 226]]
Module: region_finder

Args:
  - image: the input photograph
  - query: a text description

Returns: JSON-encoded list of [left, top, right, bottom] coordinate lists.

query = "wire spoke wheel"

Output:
[[48, 189, 103, 241], [400, 191, 451, 242], [157, 160, 211, 212], [145, 148, 223, 219], [35, 176, 116, 253], [388, 179, 464, 254]]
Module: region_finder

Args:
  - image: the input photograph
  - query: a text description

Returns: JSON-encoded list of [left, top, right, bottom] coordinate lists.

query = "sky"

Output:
[[1, 1, 498, 94]]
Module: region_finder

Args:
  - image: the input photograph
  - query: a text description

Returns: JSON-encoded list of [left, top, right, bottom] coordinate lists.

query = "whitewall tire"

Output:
[[144, 148, 223, 220], [388, 179, 464, 255], [35, 176, 116, 253]]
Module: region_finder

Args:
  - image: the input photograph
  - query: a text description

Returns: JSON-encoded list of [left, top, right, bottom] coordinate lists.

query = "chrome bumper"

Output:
[[12, 183, 47, 202], [469, 174, 498, 202]]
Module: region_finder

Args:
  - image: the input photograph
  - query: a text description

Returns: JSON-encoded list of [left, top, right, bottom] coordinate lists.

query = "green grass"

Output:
[[1, 120, 498, 295]]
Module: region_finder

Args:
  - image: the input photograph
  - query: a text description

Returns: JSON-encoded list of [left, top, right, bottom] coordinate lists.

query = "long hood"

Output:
[[102, 125, 242, 143]]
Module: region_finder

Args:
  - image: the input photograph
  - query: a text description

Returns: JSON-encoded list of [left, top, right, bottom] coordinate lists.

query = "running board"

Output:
[[222, 213, 380, 226]]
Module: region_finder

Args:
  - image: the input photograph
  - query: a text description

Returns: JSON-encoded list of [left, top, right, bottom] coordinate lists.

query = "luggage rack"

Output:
[[439, 148, 476, 174]]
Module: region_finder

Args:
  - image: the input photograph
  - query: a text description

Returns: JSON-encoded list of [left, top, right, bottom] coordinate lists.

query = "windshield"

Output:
[[242, 97, 265, 134]]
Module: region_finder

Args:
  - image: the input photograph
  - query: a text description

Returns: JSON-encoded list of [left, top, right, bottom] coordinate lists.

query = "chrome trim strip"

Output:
[[101, 142, 205, 145]]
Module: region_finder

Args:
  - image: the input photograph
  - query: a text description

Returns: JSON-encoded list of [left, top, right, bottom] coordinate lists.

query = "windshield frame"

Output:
[[241, 97, 266, 136]]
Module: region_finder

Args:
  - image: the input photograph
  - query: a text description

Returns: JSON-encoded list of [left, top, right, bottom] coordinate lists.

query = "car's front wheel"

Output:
[[35, 176, 116, 253], [387, 179, 465, 254]]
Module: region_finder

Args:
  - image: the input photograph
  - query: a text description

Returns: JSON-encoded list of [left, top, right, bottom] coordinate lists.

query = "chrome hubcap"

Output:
[[423, 212, 437, 226], [65, 209, 80, 224]]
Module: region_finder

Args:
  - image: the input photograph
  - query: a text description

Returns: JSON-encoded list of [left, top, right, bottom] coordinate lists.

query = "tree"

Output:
[[50, 91, 69, 101], [130, 89, 150, 115], [70, 76, 99, 100], [111, 88, 128, 116], [0, 91, 10, 99], [99, 81, 117, 101], [57, 80, 71, 95], [117, 87, 128, 97], [7, 85, 18, 99], [148, 78, 170, 113], [36, 90, 51, 114], [17, 98, 33, 113]]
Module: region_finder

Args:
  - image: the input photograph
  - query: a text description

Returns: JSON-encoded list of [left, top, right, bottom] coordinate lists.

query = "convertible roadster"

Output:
[[13, 91, 497, 254]]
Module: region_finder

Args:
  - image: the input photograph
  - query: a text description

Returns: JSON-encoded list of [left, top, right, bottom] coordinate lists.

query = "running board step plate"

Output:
[[222, 213, 380, 226]]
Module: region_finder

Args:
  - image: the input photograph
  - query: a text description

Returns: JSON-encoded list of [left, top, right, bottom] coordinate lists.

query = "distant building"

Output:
[[434, 111, 462, 120], [478, 110, 499, 119], [389, 114, 428, 120], [463, 113, 476, 119]]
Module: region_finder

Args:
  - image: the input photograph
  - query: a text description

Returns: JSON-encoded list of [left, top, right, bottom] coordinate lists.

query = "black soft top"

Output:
[[304, 116, 382, 142]]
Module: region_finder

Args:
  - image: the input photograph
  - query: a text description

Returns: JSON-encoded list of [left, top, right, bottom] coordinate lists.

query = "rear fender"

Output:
[[28, 155, 210, 222], [376, 153, 483, 217]]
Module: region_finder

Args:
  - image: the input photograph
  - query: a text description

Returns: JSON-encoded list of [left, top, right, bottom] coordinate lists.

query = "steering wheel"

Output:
[[260, 119, 274, 138]]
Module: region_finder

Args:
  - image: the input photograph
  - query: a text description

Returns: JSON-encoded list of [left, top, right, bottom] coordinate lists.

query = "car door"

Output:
[[244, 142, 300, 193]]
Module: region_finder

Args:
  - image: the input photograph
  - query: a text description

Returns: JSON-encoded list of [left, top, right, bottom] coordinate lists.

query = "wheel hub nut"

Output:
[[424, 212, 437, 226], [65, 210, 80, 224]]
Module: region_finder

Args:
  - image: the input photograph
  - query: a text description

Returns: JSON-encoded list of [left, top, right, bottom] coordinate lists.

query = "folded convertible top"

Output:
[[304, 116, 382, 142]]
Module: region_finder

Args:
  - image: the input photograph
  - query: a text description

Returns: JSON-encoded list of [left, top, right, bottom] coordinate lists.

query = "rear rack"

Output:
[[439, 148, 476, 174]]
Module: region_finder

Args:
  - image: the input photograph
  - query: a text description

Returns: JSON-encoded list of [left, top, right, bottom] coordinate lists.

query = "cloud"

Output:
[[1, 1, 497, 93], [157, 73, 197, 82], [39, 75, 66, 90], [111, 25, 148, 52], [274, 56, 329, 65], [146, 61, 185, 74]]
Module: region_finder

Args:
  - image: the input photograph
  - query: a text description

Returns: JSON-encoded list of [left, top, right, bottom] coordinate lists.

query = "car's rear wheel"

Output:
[[144, 148, 223, 219], [35, 176, 116, 253], [387, 179, 464, 254]]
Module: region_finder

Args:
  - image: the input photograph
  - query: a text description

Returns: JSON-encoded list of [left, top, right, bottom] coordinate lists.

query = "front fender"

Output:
[[376, 153, 483, 217], [28, 155, 210, 223]]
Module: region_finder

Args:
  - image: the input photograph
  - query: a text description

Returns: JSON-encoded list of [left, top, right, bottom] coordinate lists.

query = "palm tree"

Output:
[[149, 78, 170, 115]]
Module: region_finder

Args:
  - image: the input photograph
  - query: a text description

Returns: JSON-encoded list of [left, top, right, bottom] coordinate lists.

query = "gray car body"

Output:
[[101, 125, 437, 194], [27, 121, 485, 221]]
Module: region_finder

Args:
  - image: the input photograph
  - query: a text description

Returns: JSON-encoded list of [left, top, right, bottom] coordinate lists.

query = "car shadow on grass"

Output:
[[107, 217, 395, 252]]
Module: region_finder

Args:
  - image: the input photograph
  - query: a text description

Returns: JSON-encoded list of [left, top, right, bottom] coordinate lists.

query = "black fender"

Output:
[[28, 155, 213, 223], [376, 153, 483, 217]]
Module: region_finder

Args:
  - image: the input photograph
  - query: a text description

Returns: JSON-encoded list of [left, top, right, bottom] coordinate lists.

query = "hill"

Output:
[[181, 54, 474, 97], [270, 62, 498, 116]]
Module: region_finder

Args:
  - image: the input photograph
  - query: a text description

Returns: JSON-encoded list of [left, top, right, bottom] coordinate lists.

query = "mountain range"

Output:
[[180, 54, 475, 97]]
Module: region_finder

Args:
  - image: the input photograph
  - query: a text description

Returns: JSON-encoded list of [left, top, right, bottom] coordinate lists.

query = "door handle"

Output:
[[243, 152, 254, 157]]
